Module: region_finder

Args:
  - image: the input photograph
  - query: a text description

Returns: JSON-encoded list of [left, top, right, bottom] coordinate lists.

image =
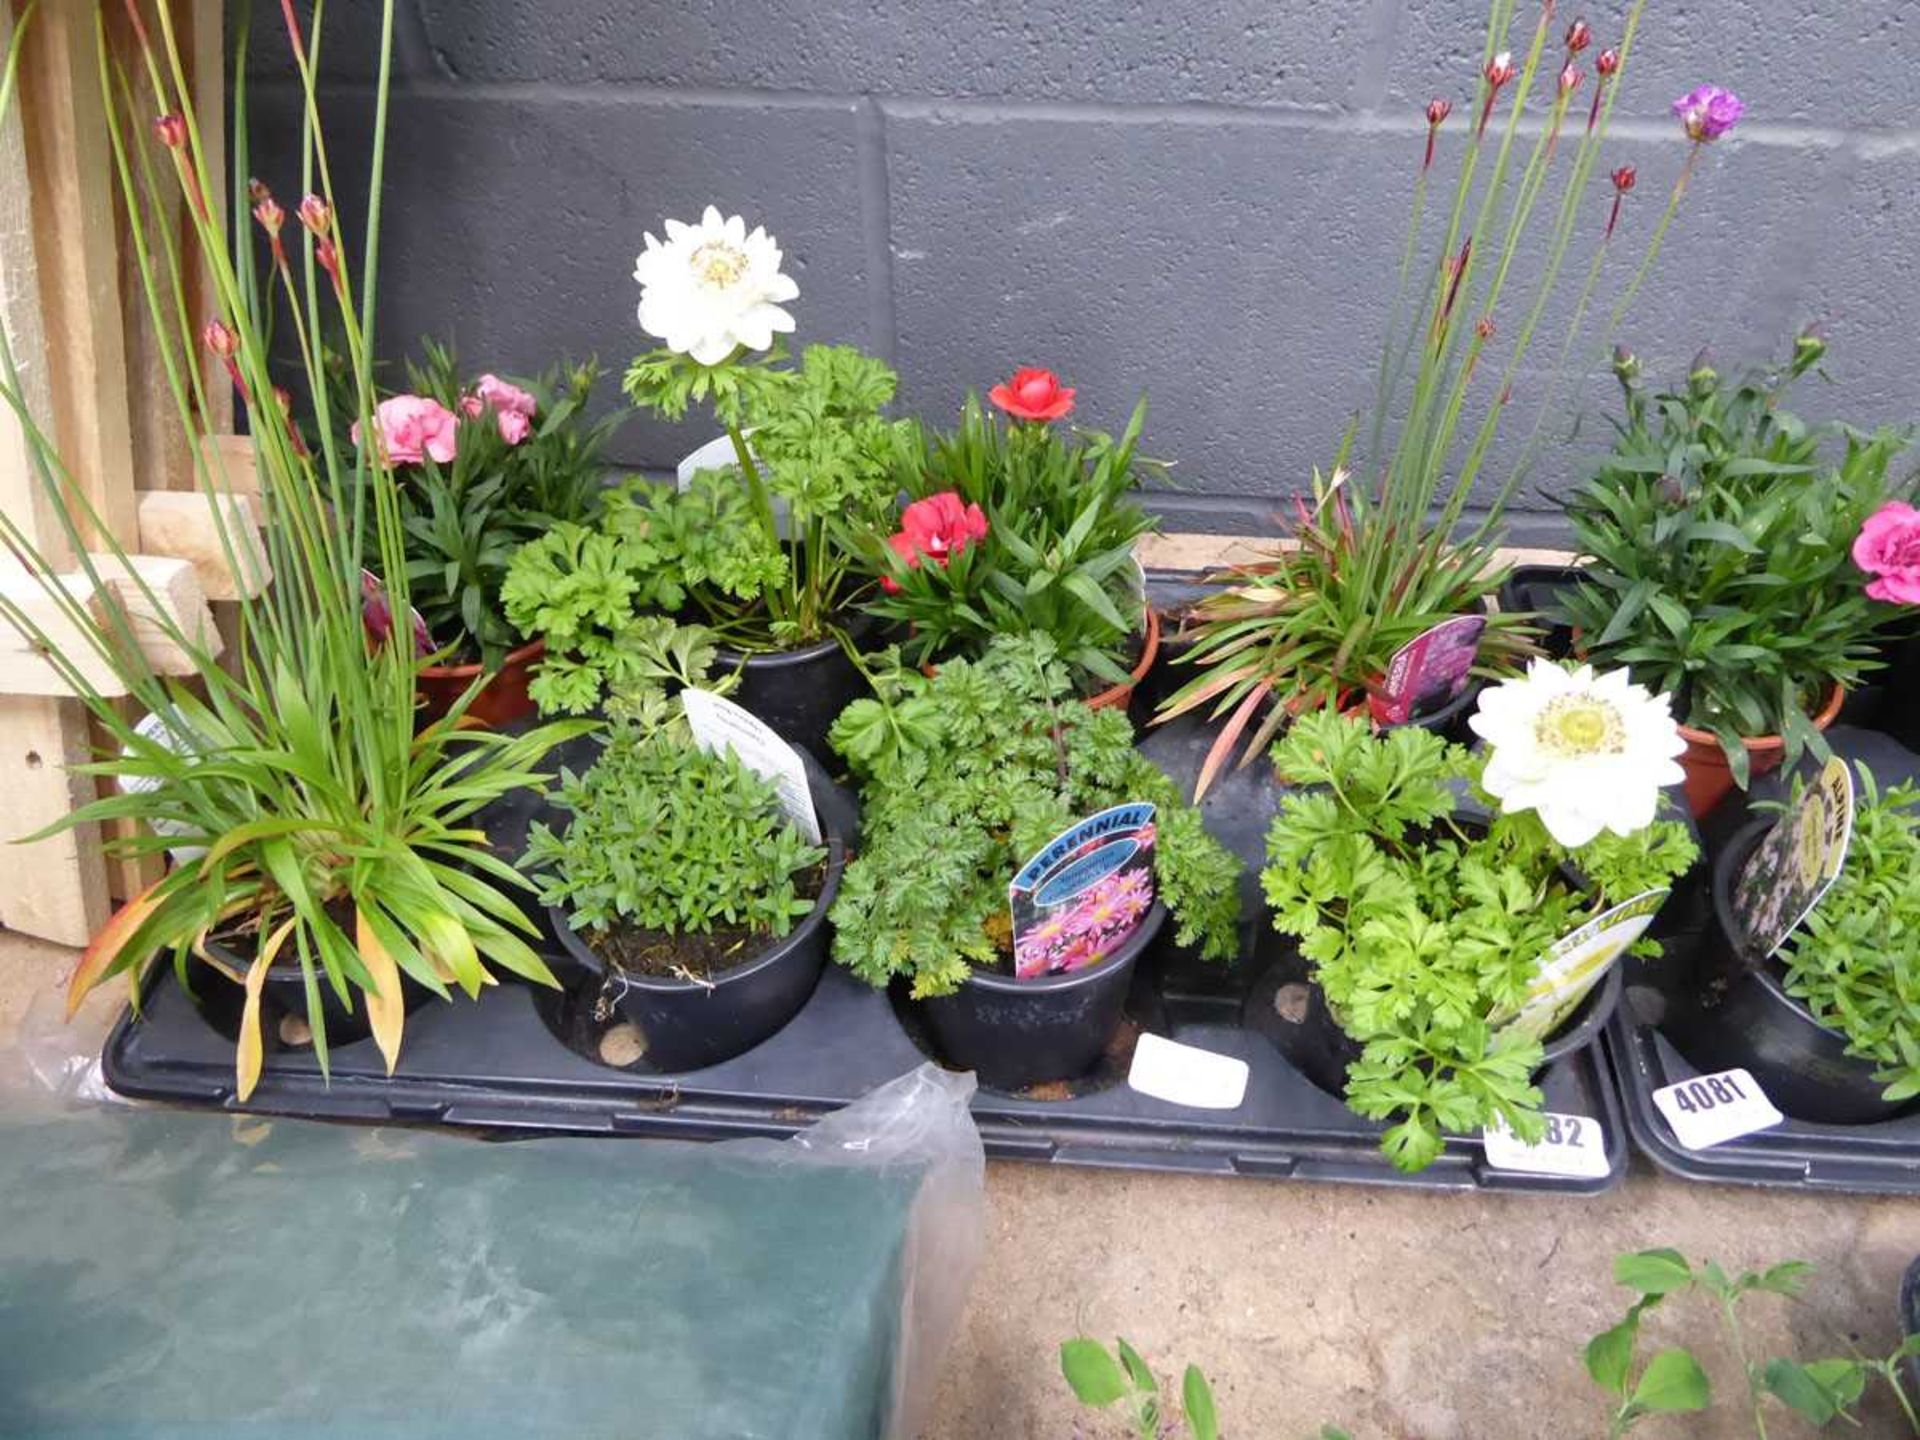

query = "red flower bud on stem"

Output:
[[1423, 97, 1452, 171], [1478, 51, 1517, 139], [1589, 47, 1619, 132], [1566, 18, 1592, 54], [252, 192, 287, 270], [202, 319, 250, 406], [152, 113, 185, 148], [1605, 164, 1637, 239], [1558, 61, 1584, 96], [296, 193, 332, 238]]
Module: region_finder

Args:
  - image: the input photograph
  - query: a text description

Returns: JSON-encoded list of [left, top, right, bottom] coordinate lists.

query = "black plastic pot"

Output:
[[1664, 820, 1913, 1126], [715, 614, 880, 762], [547, 840, 844, 1074], [204, 933, 432, 1047], [919, 904, 1167, 1092], [1877, 633, 1920, 751], [1497, 563, 1584, 663], [1256, 943, 1624, 1100]]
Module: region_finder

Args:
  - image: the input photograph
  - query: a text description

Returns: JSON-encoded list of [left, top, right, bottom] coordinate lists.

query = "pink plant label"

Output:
[[1367, 614, 1486, 727], [1009, 802, 1157, 980]]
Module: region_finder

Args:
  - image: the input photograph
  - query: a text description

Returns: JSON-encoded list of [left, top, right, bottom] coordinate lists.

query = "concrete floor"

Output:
[[4, 929, 1917, 1438]]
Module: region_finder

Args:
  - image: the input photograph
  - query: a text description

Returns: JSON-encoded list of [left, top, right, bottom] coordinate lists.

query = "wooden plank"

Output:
[[17, 0, 139, 547], [1137, 532, 1576, 575], [0, 0, 108, 944], [85, 552, 220, 672], [180, 0, 229, 433], [137, 489, 271, 600]]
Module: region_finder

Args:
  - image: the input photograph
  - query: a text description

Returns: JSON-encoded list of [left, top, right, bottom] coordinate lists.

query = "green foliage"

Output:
[[0, 9, 589, 1093], [1058, 1338, 1220, 1440], [1588, 1249, 1920, 1436], [867, 392, 1160, 690], [350, 339, 619, 668], [1560, 337, 1912, 787], [1777, 768, 1920, 1103], [522, 718, 824, 942], [1260, 711, 1696, 1171], [624, 341, 909, 646], [500, 473, 779, 715], [1159, 461, 1537, 796], [828, 637, 1240, 997]]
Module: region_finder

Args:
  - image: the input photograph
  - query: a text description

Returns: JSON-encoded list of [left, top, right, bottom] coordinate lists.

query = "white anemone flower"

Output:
[[634, 206, 799, 366], [1468, 660, 1686, 848]]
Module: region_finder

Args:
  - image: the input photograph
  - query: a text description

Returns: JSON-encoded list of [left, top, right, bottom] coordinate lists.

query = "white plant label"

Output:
[[1652, 1068, 1784, 1151], [1500, 887, 1670, 1042], [1732, 756, 1855, 960], [679, 688, 821, 844], [1481, 1111, 1610, 1179], [1126, 1032, 1249, 1111], [122, 708, 206, 862]]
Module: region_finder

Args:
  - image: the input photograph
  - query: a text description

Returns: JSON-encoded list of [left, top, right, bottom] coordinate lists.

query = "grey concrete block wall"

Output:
[[248, 1, 1920, 541]]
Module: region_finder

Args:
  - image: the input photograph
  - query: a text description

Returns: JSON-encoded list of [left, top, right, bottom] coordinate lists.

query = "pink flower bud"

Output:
[[296, 194, 332, 237], [1565, 19, 1593, 54], [152, 113, 186, 148], [201, 319, 238, 359], [1484, 51, 1517, 89], [1595, 48, 1620, 77], [1611, 164, 1637, 192], [1558, 61, 1584, 95], [315, 239, 340, 283], [252, 196, 285, 236], [1475, 316, 1496, 340], [1426, 97, 1453, 128]]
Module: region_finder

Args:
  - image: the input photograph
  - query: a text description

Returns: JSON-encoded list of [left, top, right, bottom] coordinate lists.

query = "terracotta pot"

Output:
[[416, 638, 546, 729], [1085, 605, 1162, 713], [1676, 682, 1844, 820]]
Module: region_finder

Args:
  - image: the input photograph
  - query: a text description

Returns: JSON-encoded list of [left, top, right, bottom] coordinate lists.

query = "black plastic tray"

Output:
[[99, 611, 1627, 1193], [103, 934, 1629, 1191], [1607, 726, 1920, 1194]]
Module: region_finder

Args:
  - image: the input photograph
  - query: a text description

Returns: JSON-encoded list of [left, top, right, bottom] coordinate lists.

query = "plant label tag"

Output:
[[1367, 614, 1486, 726], [1652, 1068, 1784, 1151], [1127, 1032, 1249, 1110], [679, 688, 821, 844], [1500, 888, 1670, 1042], [1732, 756, 1854, 960], [1482, 1112, 1609, 1179], [1009, 803, 1157, 979], [121, 708, 207, 863]]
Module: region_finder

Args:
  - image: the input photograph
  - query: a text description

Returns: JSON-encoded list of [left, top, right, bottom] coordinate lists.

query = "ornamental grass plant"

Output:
[[1159, 0, 1741, 798], [0, 2, 584, 1097]]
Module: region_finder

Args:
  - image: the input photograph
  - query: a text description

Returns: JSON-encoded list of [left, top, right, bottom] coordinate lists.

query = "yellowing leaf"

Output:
[[355, 908, 407, 1077], [236, 918, 295, 1102], [68, 881, 165, 1019]]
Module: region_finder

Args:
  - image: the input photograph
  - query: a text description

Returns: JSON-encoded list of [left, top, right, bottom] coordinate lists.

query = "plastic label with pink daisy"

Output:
[[1010, 803, 1158, 980]]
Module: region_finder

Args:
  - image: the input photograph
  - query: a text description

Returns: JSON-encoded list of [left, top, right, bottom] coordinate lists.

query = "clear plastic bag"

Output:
[[0, 1056, 983, 1439]]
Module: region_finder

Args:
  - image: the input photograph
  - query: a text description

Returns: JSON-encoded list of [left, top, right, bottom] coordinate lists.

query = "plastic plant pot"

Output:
[[715, 615, 880, 762], [547, 838, 844, 1074], [1666, 819, 1915, 1126], [1263, 945, 1624, 1101], [417, 638, 546, 728], [919, 904, 1167, 1092], [1676, 683, 1845, 821], [203, 933, 435, 1047]]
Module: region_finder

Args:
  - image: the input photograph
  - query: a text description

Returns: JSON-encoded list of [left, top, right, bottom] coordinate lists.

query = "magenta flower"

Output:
[[1672, 85, 1745, 142], [1854, 501, 1920, 605]]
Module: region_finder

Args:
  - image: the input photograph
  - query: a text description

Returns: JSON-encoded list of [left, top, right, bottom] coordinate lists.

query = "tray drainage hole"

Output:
[[1272, 982, 1310, 1025], [599, 1022, 647, 1067], [278, 1013, 314, 1048]]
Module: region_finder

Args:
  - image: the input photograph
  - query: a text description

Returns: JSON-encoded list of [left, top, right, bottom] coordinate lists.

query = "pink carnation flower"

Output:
[[352, 394, 458, 466], [1854, 501, 1920, 605]]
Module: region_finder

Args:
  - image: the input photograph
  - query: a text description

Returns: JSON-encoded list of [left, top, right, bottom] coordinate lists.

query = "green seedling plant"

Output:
[[1775, 769, 1920, 1103], [828, 635, 1240, 997], [625, 338, 910, 649], [869, 388, 1161, 691], [501, 471, 779, 714], [1558, 337, 1910, 786], [1261, 711, 1696, 1170], [1060, 1339, 1220, 1440], [1587, 1249, 1920, 1437]]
